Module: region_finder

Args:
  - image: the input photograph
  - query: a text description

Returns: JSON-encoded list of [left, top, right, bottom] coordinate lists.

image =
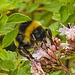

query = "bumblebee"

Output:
[[14, 21, 53, 60]]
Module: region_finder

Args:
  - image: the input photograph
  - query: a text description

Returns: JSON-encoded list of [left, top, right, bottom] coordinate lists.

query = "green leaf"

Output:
[[58, 0, 71, 3], [18, 3, 26, 12], [8, 0, 18, 10], [66, 14, 75, 23], [7, 51, 17, 59], [70, 68, 75, 73], [59, 6, 70, 23], [0, 0, 11, 10], [0, 15, 8, 31], [44, 1, 65, 12], [52, 12, 60, 21], [0, 24, 16, 35], [8, 71, 12, 75], [2, 28, 18, 48], [7, 13, 31, 24], [17, 67, 30, 75], [0, 49, 8, 60], [0, 60, 2, 68], [51, 71, 61, 75], [57, 71, 70, 75], [24, 0, 30, 2], [49, 22, 60, 37], [17, 68, 26, 75], [0, 0, 18, 10], [12, 69, 18, 75], [26, 3, 39, 13], [1, 60, 16, 71], [37, 0, 49, 4], [41, 12, 53, 27], [61, 55, 75, 60], [15, 61, 31, 75], [49, 22, 60, 30], [72, 3, 75, 11], [19, 61, 30, 68], [0, 73, 8, 75]]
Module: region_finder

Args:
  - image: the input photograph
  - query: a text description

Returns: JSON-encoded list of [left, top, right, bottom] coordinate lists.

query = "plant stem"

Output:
[[61, 64, 70, 73]]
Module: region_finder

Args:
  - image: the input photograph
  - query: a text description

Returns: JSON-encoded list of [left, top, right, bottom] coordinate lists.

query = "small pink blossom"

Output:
[[33, 72, 40, 75], [59, 43, 69, 49], [58, 23, 69, 35], [58, 23, 75, 40], [31, 60, 46, 75], [32, 47, 50, 60]]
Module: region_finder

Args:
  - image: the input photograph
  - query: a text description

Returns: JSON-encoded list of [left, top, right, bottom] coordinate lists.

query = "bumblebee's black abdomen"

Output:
[[19, 21, 32, 33], [16, 34, 24, 46], [23, 43, 31, 49], [16, 34, 33, 49]]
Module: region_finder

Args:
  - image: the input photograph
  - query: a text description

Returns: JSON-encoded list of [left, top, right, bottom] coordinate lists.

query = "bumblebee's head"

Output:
[[32, 26, 47, 41]]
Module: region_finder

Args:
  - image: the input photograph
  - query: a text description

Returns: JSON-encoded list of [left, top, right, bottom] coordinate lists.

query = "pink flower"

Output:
[[32, 47, 50, 60], [58, 23, 69, 35], [31, 60, 46, 75], [58, 23, 75, 41], [59, 43, 69, 49], [33, 72, 40, 75]]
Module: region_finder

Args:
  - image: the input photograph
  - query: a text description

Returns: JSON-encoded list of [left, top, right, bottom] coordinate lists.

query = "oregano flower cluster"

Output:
[[30, 24, 75, 75]]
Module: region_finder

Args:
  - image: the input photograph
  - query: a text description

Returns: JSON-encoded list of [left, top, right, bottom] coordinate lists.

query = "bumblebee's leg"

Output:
[[40, 43, 46, 50], [18, 47, 34, 60], [41, 43, 43, 48], [22, 47, 34, 59], [18, 50, 30, 60], [35, 41, 38, 46], [45, 29, 54, 45], [43, 39, 50, 49]]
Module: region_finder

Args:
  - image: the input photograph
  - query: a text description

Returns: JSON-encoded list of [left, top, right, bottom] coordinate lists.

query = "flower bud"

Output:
[[32, 66, 37, 70], [51, 45, 56, 52], [56, 54, 59, 60], [57, 39, 61, 45], [52, 59, 56, 63], [48, 49, 54, 57], [46, 65, 52, 69], [61, 53, 65, 56]]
